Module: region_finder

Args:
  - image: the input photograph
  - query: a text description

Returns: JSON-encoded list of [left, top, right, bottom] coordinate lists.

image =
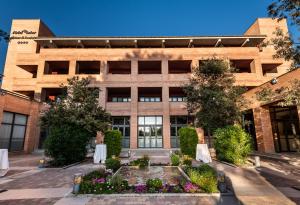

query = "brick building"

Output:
[[0, 18, 296, 153]]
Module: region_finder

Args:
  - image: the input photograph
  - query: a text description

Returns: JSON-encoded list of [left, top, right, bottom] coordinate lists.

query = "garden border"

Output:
[[72, 192, 235, 197]]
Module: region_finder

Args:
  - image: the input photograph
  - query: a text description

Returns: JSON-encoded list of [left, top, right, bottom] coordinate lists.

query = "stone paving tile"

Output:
[[0, 197, 60, 205], [86, 195, 239, 205], [1, 164, 100, 189]]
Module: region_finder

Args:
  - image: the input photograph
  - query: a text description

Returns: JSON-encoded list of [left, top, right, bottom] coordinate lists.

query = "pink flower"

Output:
[[184, 182, 199, 193]]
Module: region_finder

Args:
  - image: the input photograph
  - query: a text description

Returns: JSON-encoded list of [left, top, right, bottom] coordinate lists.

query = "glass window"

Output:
[[2, 112, 13, 124], [145, 117, 156, 125], [156, 126, 162, 136], [156, 117, 162, 125], [0, 112, 28, 151], [0, 124, 12, 149], [14, 114, 27, 125], [138, 127, 144, 136], [177, 116, 188, 124], [138, 117, 144, 125]]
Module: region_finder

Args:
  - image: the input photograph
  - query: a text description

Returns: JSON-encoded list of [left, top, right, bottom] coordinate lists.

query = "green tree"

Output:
[[267, 0, 299, 70], [183, 58, 245, 145], [41, 77, 111, 165]]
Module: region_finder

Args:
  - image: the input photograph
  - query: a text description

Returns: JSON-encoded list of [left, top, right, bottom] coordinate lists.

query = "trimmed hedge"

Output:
[[178, 127, 198, 158], [44, 124, 90, 166], [104, 130, 122, 158], [214, 125, 252, 165]]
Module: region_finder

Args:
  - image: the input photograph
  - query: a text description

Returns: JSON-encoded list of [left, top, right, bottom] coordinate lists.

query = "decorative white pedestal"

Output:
[[196, 144, 212, 163], [93, 144, 107, 164], [0, 149, 9, 177]]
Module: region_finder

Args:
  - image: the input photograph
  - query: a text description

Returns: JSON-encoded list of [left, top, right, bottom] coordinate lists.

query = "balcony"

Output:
[[41, 88, 65, 102], [138, 87, 162, 102], [17, 65, 38, 78], [169, 87, 187, 102], [138, 61, 161, 74], [107, 87, 131, 102], [262, 63, 281, 76], [230, 59, 254, 73], [44, 61, 69, 75], [168, 60, 191, 74], [108, 61, 131, 74], [76, 61, 100, 74]]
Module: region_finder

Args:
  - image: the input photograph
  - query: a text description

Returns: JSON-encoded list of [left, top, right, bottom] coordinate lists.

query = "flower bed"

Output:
[[79, 163, 220, 194]]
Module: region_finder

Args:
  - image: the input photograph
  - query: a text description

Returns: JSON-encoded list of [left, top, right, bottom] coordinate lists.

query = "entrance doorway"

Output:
[[138, 116, 163, 148], [270, 106, 300, 152]]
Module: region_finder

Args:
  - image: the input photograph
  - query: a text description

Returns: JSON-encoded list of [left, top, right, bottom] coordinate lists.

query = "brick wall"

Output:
[[0, 92, 40, 153]]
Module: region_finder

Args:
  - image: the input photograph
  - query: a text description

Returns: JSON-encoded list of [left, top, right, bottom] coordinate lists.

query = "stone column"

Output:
[[36, 60, 45, 78], [24, 103, 40, 153], [98, 86, 106, 109], [69, 60, 76, 75], [162, 59, 171, 148], [253, 106, 275, 153], [130, 86, 138, 149], [130, 59, 138, 149]]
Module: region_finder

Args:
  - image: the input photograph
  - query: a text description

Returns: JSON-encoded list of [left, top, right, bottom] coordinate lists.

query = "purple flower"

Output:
[[134, 184, 147, 193], [184, 182, 199, 193], [93, 178, 106, 184]]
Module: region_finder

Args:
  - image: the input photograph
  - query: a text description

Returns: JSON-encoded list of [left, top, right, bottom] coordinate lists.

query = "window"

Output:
[[262, 64, 280, 76], [230, 60, 253, 73], [107, 88, 131, 102], [138, 116, 163, 148], [44, 61, 69, 74], [138, 61, 161, 74], [108, 61, 131, 74], [76, 61, 100, 74], [168, 60, 192, 74], [138, 87, 162, 102], [0, 112, 28, 151], [170, 116, 193, 148], [41, 88, 65, 102], [17, 65, 38, 78], [112, 117, 130, 148], [169, 87, 187, 102]]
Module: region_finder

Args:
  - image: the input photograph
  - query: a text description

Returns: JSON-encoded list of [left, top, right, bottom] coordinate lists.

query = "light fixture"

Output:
[[73, 173, 83, 194], [271, 78, 278, 85]]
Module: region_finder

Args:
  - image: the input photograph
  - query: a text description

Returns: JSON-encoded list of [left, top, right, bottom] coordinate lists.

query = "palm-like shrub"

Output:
[[178, 127, 198, 158], [214, 125, 252, 165]]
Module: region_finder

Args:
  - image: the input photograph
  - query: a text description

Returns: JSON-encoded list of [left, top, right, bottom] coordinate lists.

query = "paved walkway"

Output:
[[212, 161, 296, 205], [252, 154, 300, 205]]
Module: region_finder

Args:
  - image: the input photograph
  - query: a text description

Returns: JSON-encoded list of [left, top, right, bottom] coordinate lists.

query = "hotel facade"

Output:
[[1, 18, 299, 153]]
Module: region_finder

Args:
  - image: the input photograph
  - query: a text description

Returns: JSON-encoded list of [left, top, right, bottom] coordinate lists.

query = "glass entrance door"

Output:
[[270, 106, 300, 152], [138, 116, 163, 148]]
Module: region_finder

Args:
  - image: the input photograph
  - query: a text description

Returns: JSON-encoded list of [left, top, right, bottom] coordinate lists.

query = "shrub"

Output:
[[146, 178, 163, 191], [130, 155, 149, 169], [83, 169, 106, 181], [44, 124, 90, 166], [105, 158, 121, 172], [170, 154, 180, 166], [110, 174, 128, 192], [178, 127, 198, 158], [182, 155, 193, 166], [214, 125, 252, 165], [188, 164, 218, 193], [104, 130, 122, 158]]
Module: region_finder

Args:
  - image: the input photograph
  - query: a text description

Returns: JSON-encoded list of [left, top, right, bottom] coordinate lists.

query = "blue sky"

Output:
[[0, 0, 299, 74]]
